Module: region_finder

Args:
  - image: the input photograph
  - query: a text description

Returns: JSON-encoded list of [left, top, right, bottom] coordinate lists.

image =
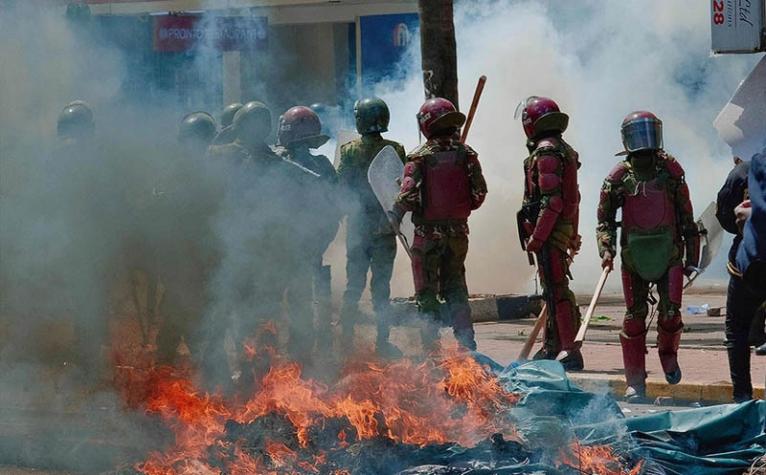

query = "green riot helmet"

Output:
[[220, 102, 244, 129], [178, 111, 217, 147], [57, 100, 95, 139], [233, 101, 272, 144], [353, 97, 390, 135]]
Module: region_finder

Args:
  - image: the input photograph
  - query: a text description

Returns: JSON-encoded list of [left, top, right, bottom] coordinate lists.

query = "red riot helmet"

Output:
[[620, 111, 663, 154], [277, 106, 329, 149], [417, 97, 466, 140], [514, 96, 569, 140]]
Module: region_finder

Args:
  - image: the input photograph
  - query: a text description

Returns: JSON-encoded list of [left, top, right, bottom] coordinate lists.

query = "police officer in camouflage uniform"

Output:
[[54, 101, 110, 378], [597, 111, 700, 402], [392, 98, 488, 352], [276, 106, 342, 361], [338, 97, 406, 357], [152, 112, 218, 365], [205, 102, 288, 381]]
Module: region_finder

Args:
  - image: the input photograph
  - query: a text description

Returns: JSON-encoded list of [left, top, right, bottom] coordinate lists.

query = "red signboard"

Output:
[[153, 15, 201, 52], [153, 14, 268, 52]]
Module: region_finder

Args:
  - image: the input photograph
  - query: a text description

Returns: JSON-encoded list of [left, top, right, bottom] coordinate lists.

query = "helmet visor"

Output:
[[622, 118, 663, 152], [513, 98, 531, 120]]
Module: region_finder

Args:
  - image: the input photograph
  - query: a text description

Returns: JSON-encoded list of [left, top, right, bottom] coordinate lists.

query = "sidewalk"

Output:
[[469, 289, 766, 404]]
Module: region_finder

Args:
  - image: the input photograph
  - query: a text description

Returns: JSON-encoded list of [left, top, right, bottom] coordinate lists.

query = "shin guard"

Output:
[[657, 320, 683, 376], [620, 318, 647, 388]]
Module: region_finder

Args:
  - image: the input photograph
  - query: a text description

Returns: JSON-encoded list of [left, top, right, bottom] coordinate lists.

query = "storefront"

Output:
[[69, 0, 418, 115]]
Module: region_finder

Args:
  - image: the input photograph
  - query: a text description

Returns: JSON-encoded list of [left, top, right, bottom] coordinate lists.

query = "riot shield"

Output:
[[685, 201, 724, 289], [698, 201, 724, 271], [368, 145, 414, 259]]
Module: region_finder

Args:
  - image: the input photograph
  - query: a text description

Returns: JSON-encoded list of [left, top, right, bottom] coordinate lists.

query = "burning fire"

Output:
[[112, 322, 639, 475], [125, 345, 523, 474]]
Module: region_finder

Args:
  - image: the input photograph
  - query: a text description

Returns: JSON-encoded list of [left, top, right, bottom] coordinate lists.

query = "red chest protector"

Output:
[[621, 170, 678, 281], [422, 148, 472, 222], [622, 176, 676, 233]]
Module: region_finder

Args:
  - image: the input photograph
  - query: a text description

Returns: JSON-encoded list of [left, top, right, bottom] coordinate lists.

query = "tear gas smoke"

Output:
[[0, 0, 759, 470], [376, 0, 758, 294]]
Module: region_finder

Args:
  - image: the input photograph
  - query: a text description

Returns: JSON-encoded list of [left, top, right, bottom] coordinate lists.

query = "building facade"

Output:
[[62, 0, 419, 115]]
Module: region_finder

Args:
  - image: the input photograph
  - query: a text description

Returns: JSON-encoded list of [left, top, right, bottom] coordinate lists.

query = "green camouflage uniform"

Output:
[[276, 146, 341, 359], [337, 134, 406, 346], [394, 135, 488, 350]]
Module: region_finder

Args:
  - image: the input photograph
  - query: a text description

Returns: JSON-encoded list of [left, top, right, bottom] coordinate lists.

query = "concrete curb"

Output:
[[569, 373, 765, 404], [392, 294, 543, 323]]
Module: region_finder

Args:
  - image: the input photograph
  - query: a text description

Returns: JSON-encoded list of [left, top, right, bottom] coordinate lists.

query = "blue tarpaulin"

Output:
[[412, 356, 766, 474]]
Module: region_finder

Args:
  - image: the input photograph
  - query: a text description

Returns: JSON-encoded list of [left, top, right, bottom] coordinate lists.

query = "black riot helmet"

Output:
[[353, 97, 390, 135], [233, 101, 272, 145], [178, 111, 217, 148], [57, 100, 95, 140], [220, 102, 244, 129]]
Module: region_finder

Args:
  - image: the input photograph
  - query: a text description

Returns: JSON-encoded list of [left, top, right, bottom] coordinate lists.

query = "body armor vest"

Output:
[[421, 148, 472, 222]]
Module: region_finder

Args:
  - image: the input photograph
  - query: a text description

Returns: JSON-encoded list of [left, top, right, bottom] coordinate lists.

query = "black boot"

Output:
[[558, 349, 584, 371], [726, 343, 753, 402]]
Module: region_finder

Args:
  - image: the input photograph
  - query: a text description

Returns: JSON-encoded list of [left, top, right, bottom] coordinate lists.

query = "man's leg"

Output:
[[656, 265, 684, 385], [341, 232, 372, 351], [533, 246, 560, 359], [313, 263, 333, 352], [285, 264, 316, 363], [547, 246, 582, 370], [620, 267, 649, 400], [370, 235, 400, 357], [441, 235, 476, 351], [411, 235, 442, 352], [725, 275, 762, 401]]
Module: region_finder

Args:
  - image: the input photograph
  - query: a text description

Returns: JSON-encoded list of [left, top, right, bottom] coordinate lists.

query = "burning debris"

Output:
[[110, 343, 646, 475]]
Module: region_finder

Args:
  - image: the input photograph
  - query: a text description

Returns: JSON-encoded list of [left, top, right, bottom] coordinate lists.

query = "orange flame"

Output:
[[564, 442, 644, 475], [127, 346, 524, 474]]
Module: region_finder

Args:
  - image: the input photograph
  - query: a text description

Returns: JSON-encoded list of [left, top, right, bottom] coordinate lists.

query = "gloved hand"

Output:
[[387, 208, 404, 234], [684, 264, 699, 278], [601, 251, 614, 272], [571, 234, 583, 255], [526, 238, 544, 254]]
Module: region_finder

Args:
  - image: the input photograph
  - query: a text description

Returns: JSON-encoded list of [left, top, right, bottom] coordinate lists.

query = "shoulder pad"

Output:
[[535, 137, 559, 150], [461, 143, 478, 157], [407, 142, 434, 160], [661, 153, 685, 178], [348, 137, 365, 149], [534, 137, 564, 154], [607, 161, 630, 182]]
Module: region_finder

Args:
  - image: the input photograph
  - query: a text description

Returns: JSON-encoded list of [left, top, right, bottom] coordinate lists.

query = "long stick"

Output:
[[396, 232, 414, 260], [556, 268, 610, 361], [518, 303, 547, 361], [460, 75, 487, 143]]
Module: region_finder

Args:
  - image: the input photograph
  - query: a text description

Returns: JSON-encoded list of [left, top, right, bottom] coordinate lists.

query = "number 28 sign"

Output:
[[711, 0, 764, 54]]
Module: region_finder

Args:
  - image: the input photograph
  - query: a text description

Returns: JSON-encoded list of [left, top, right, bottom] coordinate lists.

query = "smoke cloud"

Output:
[[376, 0, 759, 294], [0, 0, 760, 470]]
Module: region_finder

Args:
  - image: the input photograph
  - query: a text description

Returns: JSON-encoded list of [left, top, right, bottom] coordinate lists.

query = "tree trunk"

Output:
[[418, 0, 459, 109]]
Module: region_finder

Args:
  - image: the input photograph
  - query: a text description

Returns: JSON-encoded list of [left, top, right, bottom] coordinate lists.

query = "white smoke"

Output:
[[374, 0, 759, 295]]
